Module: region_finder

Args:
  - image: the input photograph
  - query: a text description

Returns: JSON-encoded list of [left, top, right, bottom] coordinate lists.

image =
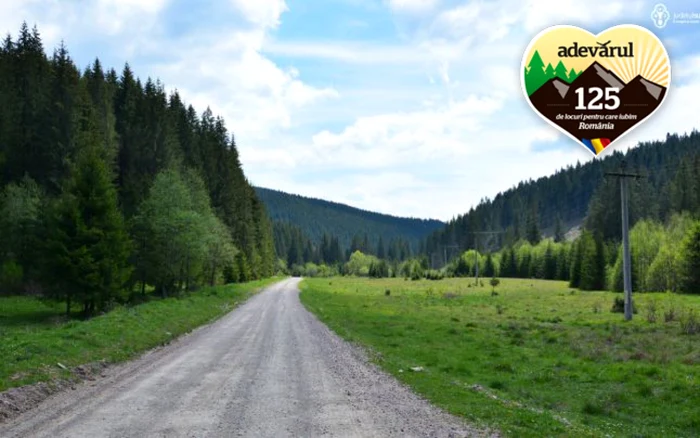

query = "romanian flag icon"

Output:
[[581, 138, 611, 155]]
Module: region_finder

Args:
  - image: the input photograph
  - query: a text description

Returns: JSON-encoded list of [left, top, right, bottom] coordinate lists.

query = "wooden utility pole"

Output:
[[605, 160, 645, 321], [441, 244, 459, 267], [471, 231, 502, 285]]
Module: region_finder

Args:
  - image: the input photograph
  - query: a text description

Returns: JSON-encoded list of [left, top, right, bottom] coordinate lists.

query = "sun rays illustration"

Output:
[[599, 31, 670, 86]]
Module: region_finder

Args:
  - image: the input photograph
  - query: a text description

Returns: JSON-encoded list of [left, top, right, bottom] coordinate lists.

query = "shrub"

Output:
[[646, 301, 658, 323], [0, 260, 23, 294], [611, 297, 637, 314], [611, 297, 624, 313], [664, 306, 678, 322], [385, 289, 391, 296], [680, 310, 700, 335], [425, 270, 444, 281]]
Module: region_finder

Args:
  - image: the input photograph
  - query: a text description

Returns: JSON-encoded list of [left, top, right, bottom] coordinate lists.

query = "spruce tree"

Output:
[[376, 236, 386, 259], [45, 146, 132, 316], [578, 232, 605, 290], [681, 222, 700, 293], [543, 243, 557, 280], [499, 248, 512, 277], [569, 239, 582, 288], [484, 253, 495, 277], [555, 245, 569, 280], [526, 210, 541, 245]]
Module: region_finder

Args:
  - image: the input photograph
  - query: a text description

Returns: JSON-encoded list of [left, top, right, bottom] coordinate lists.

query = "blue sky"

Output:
[[3, 0, 700, 221]]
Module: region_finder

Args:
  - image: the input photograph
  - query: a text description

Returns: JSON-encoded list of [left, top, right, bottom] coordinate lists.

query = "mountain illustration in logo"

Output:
[[527, 61, 667, 154]]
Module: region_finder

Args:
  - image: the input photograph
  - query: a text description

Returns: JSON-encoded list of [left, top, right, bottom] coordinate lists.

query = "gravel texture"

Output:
[[0, 278, 495, 438]]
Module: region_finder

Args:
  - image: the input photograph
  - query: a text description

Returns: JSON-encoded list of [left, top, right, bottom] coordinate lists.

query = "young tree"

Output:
[[542, 242, 557, 280], [681, 221, 700, 293], [569, 239, 583, 288], [555, 245, 569, 281], [483, 253, 495, 277], [45, 147, 132, 316], [578, 231, 606, 291], [499, 248, 513, 278], [454, 255, 470, 277]]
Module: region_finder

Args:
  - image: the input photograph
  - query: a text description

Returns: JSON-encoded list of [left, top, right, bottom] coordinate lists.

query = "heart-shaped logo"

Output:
[[521, 25, 671, 156]]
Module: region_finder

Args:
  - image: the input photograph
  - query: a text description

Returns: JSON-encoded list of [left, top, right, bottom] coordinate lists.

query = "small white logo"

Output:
[[651, 3, 670, 28]]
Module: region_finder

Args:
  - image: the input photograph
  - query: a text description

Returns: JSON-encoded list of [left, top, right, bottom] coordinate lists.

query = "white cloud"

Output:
[[521, 0, 644, 32], [387, 0, 440, 14], [263, 40, 422, 65], [308, 93, 507, 165], [152, 31, 338, 145], [92, 0, 169, 35], [0, 0, 169, 49], [229, 0, 288, 28]]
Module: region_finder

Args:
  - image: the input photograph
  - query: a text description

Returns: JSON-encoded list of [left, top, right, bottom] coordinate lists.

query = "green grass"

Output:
[[300, 277, 700, 438], [0, 278, 280, 392]]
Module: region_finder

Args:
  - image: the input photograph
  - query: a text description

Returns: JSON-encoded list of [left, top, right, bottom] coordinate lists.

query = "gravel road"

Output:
[[1, 278, 492, 438]]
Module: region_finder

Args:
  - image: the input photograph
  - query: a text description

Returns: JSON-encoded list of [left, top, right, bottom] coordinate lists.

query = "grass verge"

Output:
[[300, 277, 700, 438], [0, 278, 280, 392]]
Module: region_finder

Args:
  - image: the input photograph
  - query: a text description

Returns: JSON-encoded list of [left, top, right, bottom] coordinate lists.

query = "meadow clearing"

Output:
[[300, 277, 700, 438]]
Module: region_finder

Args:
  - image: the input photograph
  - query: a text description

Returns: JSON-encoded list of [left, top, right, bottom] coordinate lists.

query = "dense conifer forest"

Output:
[[424, 131, 700, 254], [256, 186, 443, 264], [0, 23, 275, 314]]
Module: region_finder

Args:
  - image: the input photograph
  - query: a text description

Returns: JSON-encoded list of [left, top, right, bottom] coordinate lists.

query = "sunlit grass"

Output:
[[301, 277, 700, 438], [0, 278, 280, 391]]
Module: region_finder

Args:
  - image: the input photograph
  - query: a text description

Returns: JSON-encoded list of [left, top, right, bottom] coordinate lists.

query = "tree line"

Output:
[[443, 211, 700, 294], [272, 220, 414, 274], [337, 211, 700, 294], [0, 23, 275, 315], [424, 131, 700, 262]]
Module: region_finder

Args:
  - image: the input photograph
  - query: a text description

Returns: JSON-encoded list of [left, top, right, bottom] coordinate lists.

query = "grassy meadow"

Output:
[[0, 278, 279, 392], [300, 277, 700, 438]]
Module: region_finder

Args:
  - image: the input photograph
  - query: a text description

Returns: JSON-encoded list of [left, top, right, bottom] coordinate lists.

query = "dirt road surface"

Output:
[[1, 278, 491, 438]]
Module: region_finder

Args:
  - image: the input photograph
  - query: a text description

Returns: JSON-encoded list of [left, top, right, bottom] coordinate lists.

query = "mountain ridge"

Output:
[[255, 186, 444, 252]]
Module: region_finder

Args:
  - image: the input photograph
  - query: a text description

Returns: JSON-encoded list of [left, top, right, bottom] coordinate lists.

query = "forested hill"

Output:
[[425, 130, 700, 255], [255, 187, 444, 251], [0, 23, 274, 311]]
